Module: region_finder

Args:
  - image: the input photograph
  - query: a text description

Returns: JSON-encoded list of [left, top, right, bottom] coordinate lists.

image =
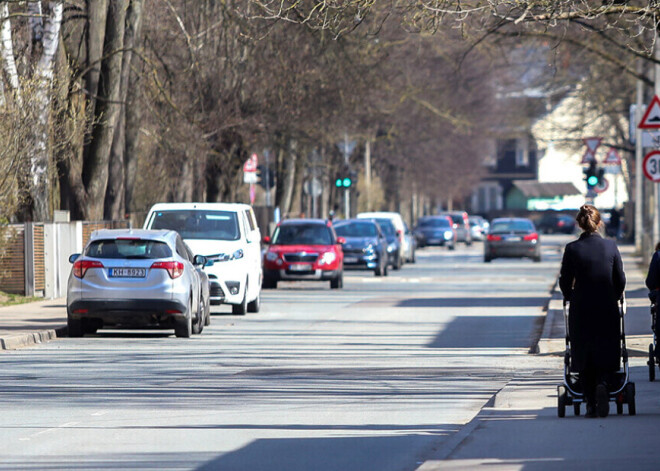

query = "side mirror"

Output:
[[262, 236, 271, 244], [193, 254, 207, 266], [69, 253, 80, 264], [337, 236, 346, 245]]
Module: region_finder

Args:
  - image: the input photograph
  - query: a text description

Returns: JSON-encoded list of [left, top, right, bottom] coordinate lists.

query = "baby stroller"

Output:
[[557, 297, 636, 417], [648, 294, 660, 381]]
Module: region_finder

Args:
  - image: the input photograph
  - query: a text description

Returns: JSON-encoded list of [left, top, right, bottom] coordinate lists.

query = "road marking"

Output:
[[19, 421, 79, 441]]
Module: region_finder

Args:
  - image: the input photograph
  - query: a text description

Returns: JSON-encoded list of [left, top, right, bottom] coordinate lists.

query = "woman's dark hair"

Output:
[[655, 242, 660, 252], [576, 204, 601, 233]]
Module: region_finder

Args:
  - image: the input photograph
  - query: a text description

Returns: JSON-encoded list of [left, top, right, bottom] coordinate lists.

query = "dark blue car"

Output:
[[333, 219, 389, 276], [414, 216, 456, 249]]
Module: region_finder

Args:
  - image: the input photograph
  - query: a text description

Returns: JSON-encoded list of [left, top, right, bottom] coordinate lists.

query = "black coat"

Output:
[[559, 232, 626, 372], [645, 251, 660, 293]]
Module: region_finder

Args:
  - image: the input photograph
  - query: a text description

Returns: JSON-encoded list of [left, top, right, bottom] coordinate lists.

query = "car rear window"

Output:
[[149, 210, 240, 240], [419, 218, 450, 228], [334, 222, 378, 238], [490, 220, 535, 233], [272, 224, 333, 245], [86, 239, 172, 259], [447, 215, 462, 224]]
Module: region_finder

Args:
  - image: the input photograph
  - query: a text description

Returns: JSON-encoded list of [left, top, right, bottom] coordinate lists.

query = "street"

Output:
[[1, 235, 652, 471]]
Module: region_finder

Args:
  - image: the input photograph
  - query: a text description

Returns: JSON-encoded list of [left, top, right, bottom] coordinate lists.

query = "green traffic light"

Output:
[[587, 175, 598, 186], [342, 177, 352, 188], [335, 178, 342, 188]]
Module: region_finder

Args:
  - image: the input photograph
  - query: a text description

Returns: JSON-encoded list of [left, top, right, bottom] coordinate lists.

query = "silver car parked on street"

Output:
[[66, 229, 209, 338]]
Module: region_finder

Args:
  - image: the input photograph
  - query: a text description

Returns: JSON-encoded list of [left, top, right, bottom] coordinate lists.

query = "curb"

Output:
[[0, 326, 67, 350]]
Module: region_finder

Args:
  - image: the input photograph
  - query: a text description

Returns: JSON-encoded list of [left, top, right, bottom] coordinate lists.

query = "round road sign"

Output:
[[593, 178, 609, 194], [643, 150, 660, 182]]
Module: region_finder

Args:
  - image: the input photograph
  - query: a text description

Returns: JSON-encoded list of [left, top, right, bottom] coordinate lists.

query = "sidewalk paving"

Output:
[[417, 243, 659, 470], [0, 298, 66, 350]]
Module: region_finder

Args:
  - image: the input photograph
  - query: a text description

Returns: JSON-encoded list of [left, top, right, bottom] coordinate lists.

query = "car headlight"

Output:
[[232, 249, 244, 260], [444, 231, 453, 239], [265, 252, 278, 261], [320, 252, 336, 265], [363, 244, 375, 255], [387, 242, 397, 252]]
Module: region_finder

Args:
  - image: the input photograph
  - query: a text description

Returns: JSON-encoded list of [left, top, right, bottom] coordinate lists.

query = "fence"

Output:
[[0, 220, 131, 299]]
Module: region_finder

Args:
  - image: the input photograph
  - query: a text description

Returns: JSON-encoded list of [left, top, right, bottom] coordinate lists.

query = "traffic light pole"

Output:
[[343, 133, 350, 219]]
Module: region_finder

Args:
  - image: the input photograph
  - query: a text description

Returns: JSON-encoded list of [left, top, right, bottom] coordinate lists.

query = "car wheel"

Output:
[[175, 300, 193, 338], [448, 244, 455, 251], [411, 249, 416, 264], [247, 290, 261, 313], [192, 299, 204, 335], [262, 275, 277, 289], [232, 284, 248, 315], [204, 298, 211, 326], [393, 255, 402, 270], [67, 317, 83, 338], [484, 256, 492, 263], [466, 240, 472, 246], [330, 272, 343, 289], [533, 255, 541, 263]]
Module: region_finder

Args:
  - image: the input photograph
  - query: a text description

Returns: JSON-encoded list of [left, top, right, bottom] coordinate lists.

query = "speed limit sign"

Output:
[[643, 150, 660, 182]]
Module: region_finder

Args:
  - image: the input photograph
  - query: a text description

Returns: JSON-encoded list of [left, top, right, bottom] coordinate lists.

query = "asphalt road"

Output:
[[0, 236, 570, 470]]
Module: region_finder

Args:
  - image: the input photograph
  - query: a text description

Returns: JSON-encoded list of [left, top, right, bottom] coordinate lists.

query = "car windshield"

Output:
[[374, 219, 395, 236], [491, 220, 535, 233], [149, 210, 240, 240], [334, 222, 378, 238], [272, 224, 333, 245], [418, 218, 450, 228], [447, 214, 463, 224], [86, 239, 172, 259]]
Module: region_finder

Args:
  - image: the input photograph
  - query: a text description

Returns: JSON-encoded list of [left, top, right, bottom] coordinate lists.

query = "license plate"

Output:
[[505, 236, 522, 242], [289, 263, 312, 272], [110, 267, 146, 278], [344, 257, 358, 263]]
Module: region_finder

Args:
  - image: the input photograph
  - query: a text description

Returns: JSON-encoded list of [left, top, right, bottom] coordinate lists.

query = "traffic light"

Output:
[[584, 162, 598, 189], [335, 169, 353, 188], [596, 167, 605, 187], [257, 165, 275, 190]]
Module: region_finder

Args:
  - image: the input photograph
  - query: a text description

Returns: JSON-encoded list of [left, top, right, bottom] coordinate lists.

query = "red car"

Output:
[[262, 219, 345, 289]]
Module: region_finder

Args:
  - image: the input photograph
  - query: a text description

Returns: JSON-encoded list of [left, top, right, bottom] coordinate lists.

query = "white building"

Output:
[[532, 92, 629, 210]]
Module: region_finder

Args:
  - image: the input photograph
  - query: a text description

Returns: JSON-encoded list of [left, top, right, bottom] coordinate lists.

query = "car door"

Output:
[[243, 208, 262, 300]]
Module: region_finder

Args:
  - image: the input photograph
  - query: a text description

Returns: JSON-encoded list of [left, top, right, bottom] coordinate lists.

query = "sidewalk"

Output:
[[418, 243, 659, 470], [0, 298, 67, 350]]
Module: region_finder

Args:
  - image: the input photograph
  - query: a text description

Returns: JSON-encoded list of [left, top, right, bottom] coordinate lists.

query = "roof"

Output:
[[279, 218, 328, 225], [512, 180, 580, 198], [148, 202, 252, 211], [90, 228, 175, 241]]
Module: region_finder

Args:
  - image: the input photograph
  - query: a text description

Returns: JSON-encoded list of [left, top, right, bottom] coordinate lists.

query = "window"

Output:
[[150, 210, 240, 241], [87, 239, 172, 259], [515, 137, 529, 167]]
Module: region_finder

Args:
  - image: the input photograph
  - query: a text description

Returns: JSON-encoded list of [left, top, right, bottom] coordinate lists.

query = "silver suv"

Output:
[[66, 229, 209, 338]]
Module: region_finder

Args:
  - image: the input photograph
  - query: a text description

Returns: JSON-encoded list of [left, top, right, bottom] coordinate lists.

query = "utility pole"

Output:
[[636, 58, 644, 253], [343, 133, 350, 219]]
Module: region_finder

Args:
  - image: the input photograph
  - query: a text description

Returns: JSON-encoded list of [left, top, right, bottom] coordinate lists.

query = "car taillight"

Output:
[[73, 260, 104, 278], [523, 233, 539, 241], [151, 261, 184, 279], [487, 234, 502, 241], [557, 220, 565, 227]]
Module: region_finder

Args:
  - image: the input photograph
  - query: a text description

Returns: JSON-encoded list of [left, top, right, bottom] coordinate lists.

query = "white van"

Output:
[[143, 203, 262, 315]]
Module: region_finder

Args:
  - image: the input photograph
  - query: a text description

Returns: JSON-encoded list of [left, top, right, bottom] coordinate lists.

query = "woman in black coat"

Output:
[[559, 204, 626, 418]]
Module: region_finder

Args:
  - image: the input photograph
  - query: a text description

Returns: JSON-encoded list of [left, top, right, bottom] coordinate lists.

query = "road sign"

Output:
[[583, 136, 602, 155], [243, 172, 258, 184], [643, 150, 660, 182], [303, 178, 322, 197], [642, 130, 660, 148], [639, 95, 660, 129], [603, 148, 622, 165], [593, 177, 609, 194], [243, 153, 258, 173], [581, 149, 596, 164]]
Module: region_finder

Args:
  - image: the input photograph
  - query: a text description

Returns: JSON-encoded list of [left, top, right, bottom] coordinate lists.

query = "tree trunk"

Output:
[[85, 0, 108, 118], [279, 140, 297, 216], [105, 0, 143, 219], [82, 0, 128, 220], [30, 1, 63, 221], [0, 2, 22, 103]]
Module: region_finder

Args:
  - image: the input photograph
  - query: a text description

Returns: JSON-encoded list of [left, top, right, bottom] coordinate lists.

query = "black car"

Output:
[[536, 213, 576, 234], [371, 218, 402, 270], [484, 218, 541, 262], [334, 219, 389, 276], [414, 216, 456, 249]]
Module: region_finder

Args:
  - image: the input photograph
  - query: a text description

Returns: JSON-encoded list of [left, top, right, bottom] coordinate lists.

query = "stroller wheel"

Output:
[[626, 383, 636, 416], [557, 386, 566, 418], [573, 402, 580, 416], [616, 401, 623, 415], [649, 344, 656, 382]]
